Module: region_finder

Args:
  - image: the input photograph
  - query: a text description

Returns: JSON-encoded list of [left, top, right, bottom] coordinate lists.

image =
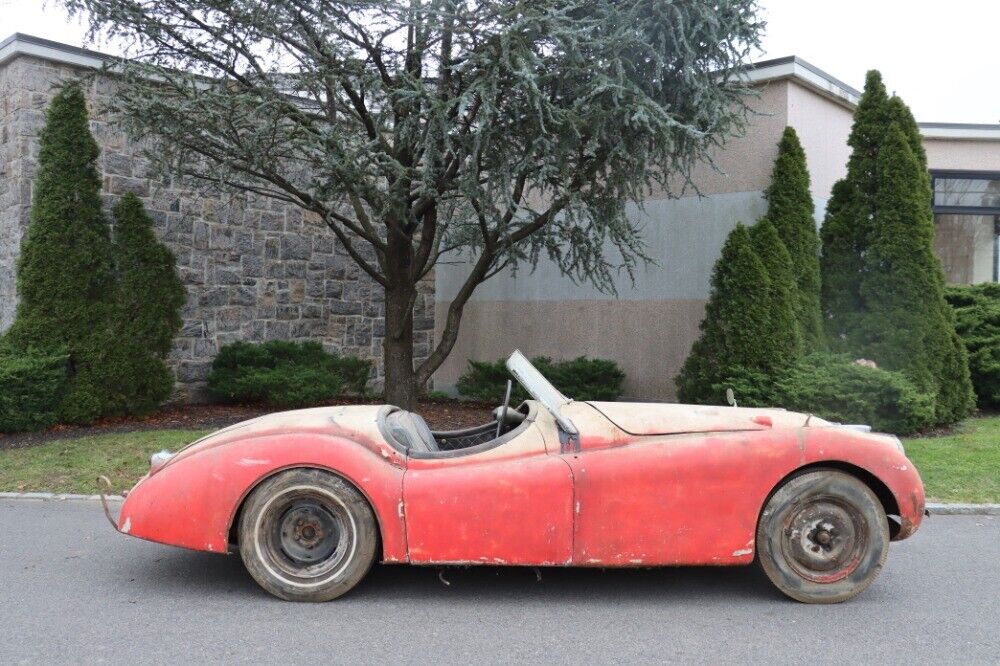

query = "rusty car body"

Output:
[[103, 350, 925, 603]]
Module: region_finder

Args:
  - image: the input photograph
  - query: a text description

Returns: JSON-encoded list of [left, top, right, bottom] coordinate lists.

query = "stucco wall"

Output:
[[786, 79, 853, 214], [925, 139, 1000, 172], [434, 190, 771, 400], [0, 53, 432, 399]]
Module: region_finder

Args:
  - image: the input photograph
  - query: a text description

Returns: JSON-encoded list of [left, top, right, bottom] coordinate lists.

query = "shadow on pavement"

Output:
[[121, 545, 785, 605]]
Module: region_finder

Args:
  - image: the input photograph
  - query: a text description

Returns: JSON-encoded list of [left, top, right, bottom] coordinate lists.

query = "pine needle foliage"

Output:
[[820, 71, 892, 347], [764, 127, 823, 349], [860, 126, 973, 422], [61, 0, 765, 408], [5, 85, 186, 425], [676, 224, 782, 404], [103, 194, 187, 414], [4, 82, 116, 423], [749, 219, 803, 362], [820, 72, 974, 424]]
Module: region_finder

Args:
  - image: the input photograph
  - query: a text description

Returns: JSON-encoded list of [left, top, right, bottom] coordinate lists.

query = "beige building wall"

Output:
[[924, 138, 1000, 171], [785, 80, 854, 211]]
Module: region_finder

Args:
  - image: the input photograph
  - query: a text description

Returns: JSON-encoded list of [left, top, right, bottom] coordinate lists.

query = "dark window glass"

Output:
[[933, 177, 1000, 211]]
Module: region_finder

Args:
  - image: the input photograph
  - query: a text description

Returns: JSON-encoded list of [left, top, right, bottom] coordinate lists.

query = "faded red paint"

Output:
[[404, 424, 575, 565], [115, 401, 923, 567]]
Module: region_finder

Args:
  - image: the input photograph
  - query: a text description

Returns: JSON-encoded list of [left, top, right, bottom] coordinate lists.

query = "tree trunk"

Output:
[[383, 282, 418, 411]]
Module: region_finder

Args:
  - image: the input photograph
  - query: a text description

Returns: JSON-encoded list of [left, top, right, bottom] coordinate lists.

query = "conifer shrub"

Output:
[[675, 224, 788, 404], [748, 219, 802, 360], [774, 353, 936, 435], [764, 127, 824, 349], [4, 82, 115, 423], [945, 283, 1000, 408], [0, 346, 69, 433], [207, 341, 371, 407], [718, 354, 935, 435], [456, 356, 625, 402], [819, 71, 974, 425], [104, 193, 186, 414], [3, 85, 186, 426]]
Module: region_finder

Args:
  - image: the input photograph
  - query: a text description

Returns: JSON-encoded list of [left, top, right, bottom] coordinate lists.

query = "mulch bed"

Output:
[[0, 398, 495, 451]]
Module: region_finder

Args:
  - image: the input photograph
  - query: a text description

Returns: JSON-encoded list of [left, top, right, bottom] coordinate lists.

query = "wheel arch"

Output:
[[226, 464, 386, 556], [760, 461, 903, 539]]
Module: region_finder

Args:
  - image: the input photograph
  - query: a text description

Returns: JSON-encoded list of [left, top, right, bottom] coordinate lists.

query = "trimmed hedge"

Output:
[[820, 71, 974, 425], [4, 84, 185, 426], [775, 353, 936, 435], [456, 356, 625, 402], [0, 347, 69, 433], [945, 283, 1000, 408], [719, 353, 935, 435], [4, 82, 116, 424], [207, 341, 372, 408], [675, 224, 786, 404]]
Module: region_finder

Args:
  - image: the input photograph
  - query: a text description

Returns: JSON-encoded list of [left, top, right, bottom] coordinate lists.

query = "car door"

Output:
[[551, 402, 787, 566], [402, 416, 574, 565]]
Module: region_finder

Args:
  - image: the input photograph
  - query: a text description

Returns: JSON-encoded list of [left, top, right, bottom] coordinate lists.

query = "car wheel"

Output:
[[756, 469, 889, 604], [238, 468, 378, 602]]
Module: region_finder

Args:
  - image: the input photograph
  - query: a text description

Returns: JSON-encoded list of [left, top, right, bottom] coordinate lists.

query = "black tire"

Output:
[[238, 468, 378, 602], [756, 469, 889, 604]]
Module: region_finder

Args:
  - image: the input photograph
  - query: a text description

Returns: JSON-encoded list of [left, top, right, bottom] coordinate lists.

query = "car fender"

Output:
[[118, 433, 408, 561], [798, 427, 925, 539]]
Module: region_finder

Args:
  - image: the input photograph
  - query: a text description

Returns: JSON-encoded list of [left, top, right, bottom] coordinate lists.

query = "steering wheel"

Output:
[[495, 379, 513, 440]]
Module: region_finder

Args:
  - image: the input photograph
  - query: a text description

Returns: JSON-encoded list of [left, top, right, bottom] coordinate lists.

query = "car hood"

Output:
[[584, 401, 829, 436]]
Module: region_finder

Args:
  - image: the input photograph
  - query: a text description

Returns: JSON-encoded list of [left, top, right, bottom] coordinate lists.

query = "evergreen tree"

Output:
[[820, 70, 892, 346], [676, 225, 779, 404], [104, 194, 186, 413], [749, 219, 803, 362], [4, 82, 115, 423], [859, 125, 974, 422], [764, 127, 824, 349]]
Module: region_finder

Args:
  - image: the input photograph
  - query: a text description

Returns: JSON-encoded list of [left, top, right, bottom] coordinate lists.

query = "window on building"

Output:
[[930, 171, 1000, 284]]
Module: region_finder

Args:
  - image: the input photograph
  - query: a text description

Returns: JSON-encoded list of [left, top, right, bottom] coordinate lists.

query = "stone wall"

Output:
[[0, 52, 433, 400]]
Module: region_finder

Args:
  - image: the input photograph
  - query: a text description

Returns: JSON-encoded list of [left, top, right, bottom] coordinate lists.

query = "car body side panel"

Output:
[[564, 423, 924, 567], [403, 424, 575, 565], [118, 433, 408, 561], [566, 429, 801, 566]]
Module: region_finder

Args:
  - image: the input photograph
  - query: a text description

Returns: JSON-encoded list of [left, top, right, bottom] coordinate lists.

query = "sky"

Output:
[[2, 0, 998, 124]]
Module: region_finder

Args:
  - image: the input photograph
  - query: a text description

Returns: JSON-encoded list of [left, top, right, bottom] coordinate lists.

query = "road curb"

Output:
[[0, 492, 998, 514], [0, 491, 124, 502], [926, 502, 1000, 516]]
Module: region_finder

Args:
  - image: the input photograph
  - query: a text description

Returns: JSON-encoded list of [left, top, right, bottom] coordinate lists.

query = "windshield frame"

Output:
[[505, 350, 579, 436]]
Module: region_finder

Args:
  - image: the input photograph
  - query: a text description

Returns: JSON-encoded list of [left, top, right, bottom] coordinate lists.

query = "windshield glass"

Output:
[[505, 350, 578, 434]]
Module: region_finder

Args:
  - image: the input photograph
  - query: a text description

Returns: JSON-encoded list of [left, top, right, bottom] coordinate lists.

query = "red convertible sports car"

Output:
[[101, 351, 925, 603]]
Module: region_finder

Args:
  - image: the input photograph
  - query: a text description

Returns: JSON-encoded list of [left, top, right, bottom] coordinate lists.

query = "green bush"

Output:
[[773, 353, 936, 435], [764, 127, 824, 349], [4, 82, 116, 424], [0, 347, 69, 433], [676, 224, 791, 404], [456, 356, 625, 402], [946, 283, 1000, 408], [330, 355, 375, 396], [207, 341, 371, 407], [820, 71, 974, 425], [4, 84, 185, 426]]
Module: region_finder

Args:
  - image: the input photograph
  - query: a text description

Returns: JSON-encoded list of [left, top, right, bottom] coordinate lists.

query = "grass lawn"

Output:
[[0, 417, 997, 503], [904, 415, 1000, 504], [0, 429, 210, 495]]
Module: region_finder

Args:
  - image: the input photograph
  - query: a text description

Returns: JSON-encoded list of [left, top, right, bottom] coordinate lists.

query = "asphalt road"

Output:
[[1, 500, 997, 665]]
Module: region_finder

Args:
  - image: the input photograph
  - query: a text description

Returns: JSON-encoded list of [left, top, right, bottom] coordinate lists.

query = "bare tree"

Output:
[[64, 0, 763, 408]]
